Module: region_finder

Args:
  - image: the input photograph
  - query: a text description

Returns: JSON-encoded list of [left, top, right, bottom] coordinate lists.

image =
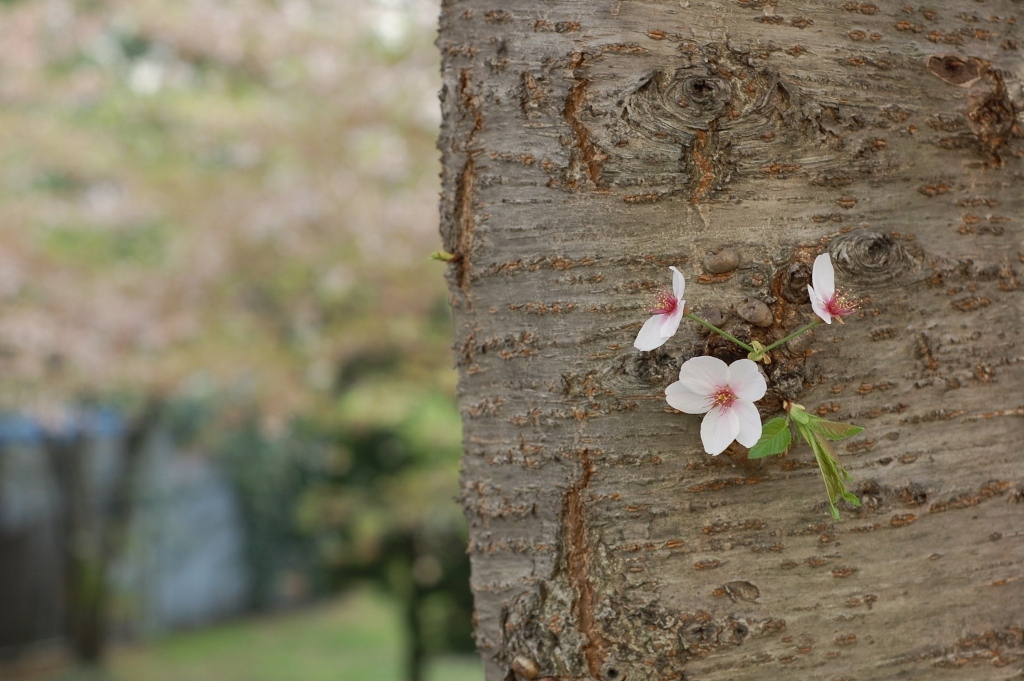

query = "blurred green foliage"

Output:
[[41, 222, 168, 268], [0, 0, 449, 407], [0, 0, 465, 677], [154, 372, 472, 675]]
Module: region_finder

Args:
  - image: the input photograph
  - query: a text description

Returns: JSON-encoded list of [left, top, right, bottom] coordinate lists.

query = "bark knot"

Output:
[[828, 230, 916, 289]]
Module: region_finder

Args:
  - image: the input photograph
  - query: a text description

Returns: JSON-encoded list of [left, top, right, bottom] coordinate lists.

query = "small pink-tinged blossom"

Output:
[[634, 266, 685, 351], [807, 253, 857, 324], [665, 357, 767, 456]]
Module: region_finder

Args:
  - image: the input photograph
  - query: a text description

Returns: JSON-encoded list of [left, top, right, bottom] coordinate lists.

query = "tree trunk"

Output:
[[47, 431, 105, 664], [46, 402, 160, 666], [438, 2, 1024, 680], [402, 587, 426, 681]]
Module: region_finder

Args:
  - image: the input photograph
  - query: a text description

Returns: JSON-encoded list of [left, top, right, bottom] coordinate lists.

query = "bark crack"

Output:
[[458, 68, 484, 142], [451, 69, 483, 291], [563, 54, 605, 189], [966, 68, 1016, 166], [453, 154, 476, 291], [689, 126, 716, 204], [562, 448, 608, 679], [967, 405, 1024, 420]]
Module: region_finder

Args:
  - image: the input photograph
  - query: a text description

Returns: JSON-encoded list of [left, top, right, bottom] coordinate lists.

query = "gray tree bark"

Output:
[[437, 2, 1024, 679]]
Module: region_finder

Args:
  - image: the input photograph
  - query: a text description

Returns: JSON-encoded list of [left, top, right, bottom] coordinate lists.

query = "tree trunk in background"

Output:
[[46, 402, 160, 665], [438, 2, 1023, 680], [47, 432, 105, 664]]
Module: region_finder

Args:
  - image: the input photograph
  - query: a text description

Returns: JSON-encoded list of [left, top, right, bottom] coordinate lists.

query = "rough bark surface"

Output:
[[438, 2, 1024, 679]]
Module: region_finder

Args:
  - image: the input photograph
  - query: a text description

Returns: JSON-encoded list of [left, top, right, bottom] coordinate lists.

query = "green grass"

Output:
[[48, 589, 482, 681]]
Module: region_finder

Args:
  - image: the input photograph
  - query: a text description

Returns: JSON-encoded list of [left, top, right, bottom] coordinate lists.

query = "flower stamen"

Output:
[[649, 288, 679, 316], [825, 289, 858, 321], [712, 387, 737, 409]]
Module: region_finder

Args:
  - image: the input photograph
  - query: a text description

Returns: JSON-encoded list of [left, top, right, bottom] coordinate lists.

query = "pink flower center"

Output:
[[712, 386, 737, 410], [649, 289, 679, 316], [825, 290, 858, 317]]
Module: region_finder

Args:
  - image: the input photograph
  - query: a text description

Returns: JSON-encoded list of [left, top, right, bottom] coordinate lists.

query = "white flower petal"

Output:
[[701, 406, 739, 456], [634, 315, 670, 351], [733, 400, 763, 448], [677, 356, 729, 396], [659, 304, 684, 339], [726, 359, 767, 402], [670, 266, 685, 300], [666, 381, 712, 414], [811, 253, 835, 299], [808, 285, 833, 324]]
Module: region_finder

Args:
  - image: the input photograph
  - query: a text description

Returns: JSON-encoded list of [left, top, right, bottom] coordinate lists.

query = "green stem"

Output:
[[761, 319, 823, 353], [684, 313, 754, 352]]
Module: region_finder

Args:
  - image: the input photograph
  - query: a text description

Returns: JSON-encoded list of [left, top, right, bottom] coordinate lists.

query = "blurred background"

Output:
[[0, 1, 475, 680]]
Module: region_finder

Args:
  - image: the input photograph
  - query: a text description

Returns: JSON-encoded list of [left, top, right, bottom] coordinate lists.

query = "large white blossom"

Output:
[[665, 356, 767, 456], [634, 266, 685, 351]]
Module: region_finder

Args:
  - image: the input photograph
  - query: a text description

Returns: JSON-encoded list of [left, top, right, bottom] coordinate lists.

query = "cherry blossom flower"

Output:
[[634, 266, 685, 351], [807, 253, 857, 324], [665, 356, 767, 456]]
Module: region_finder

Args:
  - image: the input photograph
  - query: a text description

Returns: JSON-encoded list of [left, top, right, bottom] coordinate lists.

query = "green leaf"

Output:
[[748, 417, 792, 459], [812, 419, 864, 441], [796, 424, 860, 520]]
